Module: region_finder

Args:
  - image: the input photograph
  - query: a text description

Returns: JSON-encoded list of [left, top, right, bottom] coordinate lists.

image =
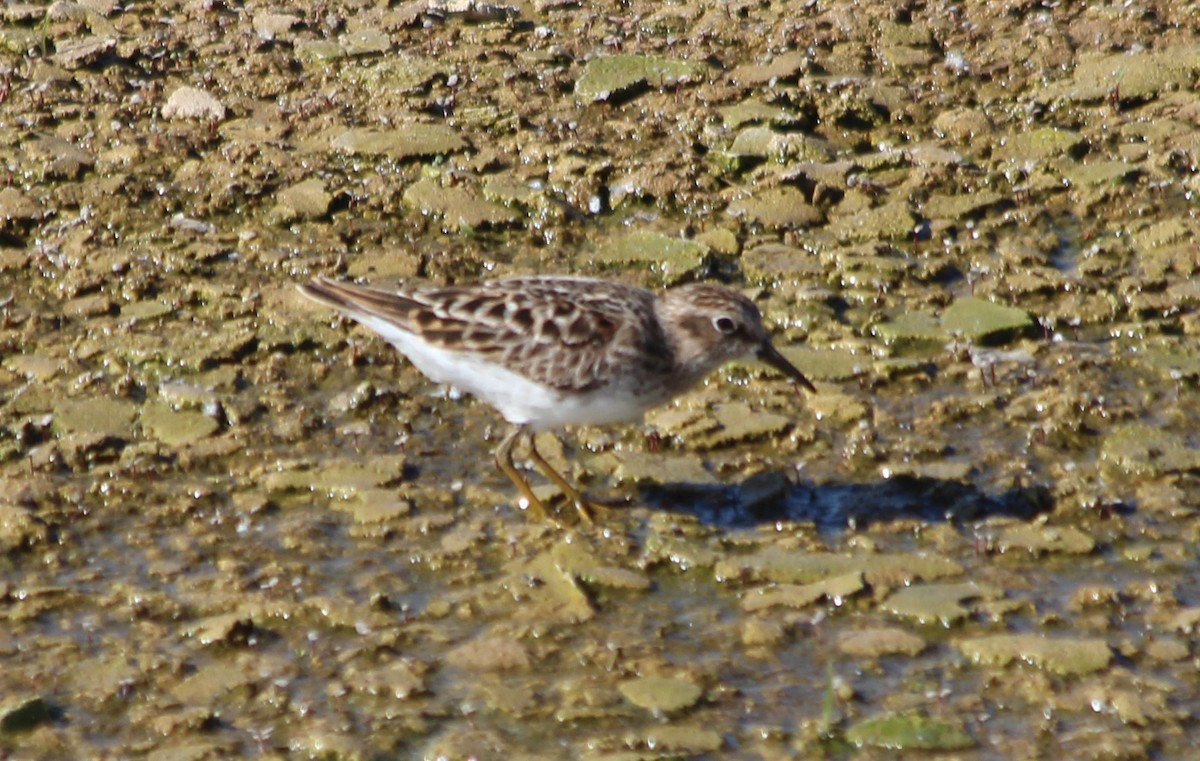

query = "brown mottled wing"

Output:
[[299, 276, 669, 392], [422, 277, 670, 392]]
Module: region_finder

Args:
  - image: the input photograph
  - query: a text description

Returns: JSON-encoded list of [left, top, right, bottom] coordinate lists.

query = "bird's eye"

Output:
[[713, 316, 738, 335]]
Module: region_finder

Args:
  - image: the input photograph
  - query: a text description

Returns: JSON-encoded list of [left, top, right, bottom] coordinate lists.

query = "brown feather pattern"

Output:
[[299, 276, 677, 393]]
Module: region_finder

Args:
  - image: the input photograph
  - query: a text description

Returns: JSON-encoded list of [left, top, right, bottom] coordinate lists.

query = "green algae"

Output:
[[264, 454, 407, 496], [329, 124, 467, 160], [551, 538, 652, 592], [642, 724, 723, 753], [52, 397, 137, 439], [728, 50, 806, 86], [957, 634, 1112, 676], [715, 549, 962, 587], [874, 297, 1035, 348], [871, 311, 946, 351], [828, 200, 916, 242], [995, 522, 1096, 556], [727, 186, 823, 229], [617, 675, 702, 715], [922, 190, 1005, 220], [1101, 424, 1200, 477], [139, 402, 220, 447], [837, 627, 926, 658], [718, 101, 797, 129], [994, 127, 1084, 162], [591, 231, 709, 284], [613, 452, 718, 487], [776, 346, 866, 383], [940, 298, 1036, 344], [883, 582, 1001, 626], [846, 714, 975, 751], [1136, 347, 1200, 381], [575, 54, 706, 102], [1050, 45, 1200, 103], [740, 571, 864, 612], [403, 175, 518, 230], [1061, 160, 1137, 187], [741, 242, 825, 284], [333, 488, 412, 524], [692, 402, 792, 450]]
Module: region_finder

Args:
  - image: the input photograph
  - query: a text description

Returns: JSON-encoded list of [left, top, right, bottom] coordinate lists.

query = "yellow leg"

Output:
[[494, 427, 548, 521], [526, 433, 594, 525]]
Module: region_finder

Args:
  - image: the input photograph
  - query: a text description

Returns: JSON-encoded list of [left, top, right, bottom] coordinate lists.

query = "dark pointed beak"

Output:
[[758, 341, 817, 394]]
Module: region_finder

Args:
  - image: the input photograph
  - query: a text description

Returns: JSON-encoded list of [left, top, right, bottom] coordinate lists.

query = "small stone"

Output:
[[642, 724, 724, 753], [742, 616, 787, 647], [727, 187, 824, 229], [829, 200, 917, 243], [52, 397, 137, 439], [402, 175, 516, 230], [445, 634, 531, 672], [162, 86, 227, 121], [618, 675, 702, 714], [729, 127, 834, 162], [63, 294, 115, 319], [273, 178, 332, 223], [140, 403, 220, 447], [25, 134, 94, 179], [0, 187, 42, 224], [252, 11, 299, 40], [728, 50, 807, 86], [838, 627, 927, 658], [1145, 637, 1189, 663], [52, 36, 116, 68]]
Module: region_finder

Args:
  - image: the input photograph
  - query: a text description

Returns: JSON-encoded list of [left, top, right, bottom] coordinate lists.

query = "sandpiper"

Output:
[[298, 275, 816, 522]]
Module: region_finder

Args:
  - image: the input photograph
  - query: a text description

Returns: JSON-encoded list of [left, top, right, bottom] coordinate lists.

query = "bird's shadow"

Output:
[[633, 472, 1054, 532]]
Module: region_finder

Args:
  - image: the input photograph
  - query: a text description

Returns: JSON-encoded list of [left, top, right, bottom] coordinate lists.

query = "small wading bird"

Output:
[[298, 275, 816, 523]]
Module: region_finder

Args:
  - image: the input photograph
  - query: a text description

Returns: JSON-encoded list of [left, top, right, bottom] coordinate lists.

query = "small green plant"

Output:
[[821, 661, 836, 737], [40, 9, 52, 58]]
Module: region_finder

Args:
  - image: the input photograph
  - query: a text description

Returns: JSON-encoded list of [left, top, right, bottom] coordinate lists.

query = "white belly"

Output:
[[361, 315, 657, 431]]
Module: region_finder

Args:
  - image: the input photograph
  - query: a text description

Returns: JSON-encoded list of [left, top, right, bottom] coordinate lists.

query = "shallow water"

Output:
[[3, 0, 1200, 758]]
